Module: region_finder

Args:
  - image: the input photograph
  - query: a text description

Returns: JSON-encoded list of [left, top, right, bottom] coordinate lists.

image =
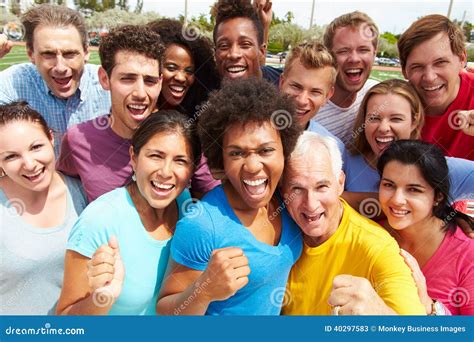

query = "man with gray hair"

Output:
[[280, 131, 425, 315], [0, 4, 110, 154]]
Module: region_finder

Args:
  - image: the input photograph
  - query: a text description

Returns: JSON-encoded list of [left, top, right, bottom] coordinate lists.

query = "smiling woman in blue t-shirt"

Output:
[[56, 110, 201, 315], [157, 78, 303, 315]]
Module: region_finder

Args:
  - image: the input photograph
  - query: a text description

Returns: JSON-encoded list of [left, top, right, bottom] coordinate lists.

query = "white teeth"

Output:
[[346, 69, 362, 74], [128, 104, 147, 110], [375, 137, 394, 143], [243, 179, 267, 186], [304, 212, 323, 221], [227, 66, 247, 73], [296, 109, 309, 115], [423, 84, 443, 91], [151, 181, 174, 190], [169, 85, 185, 93], [25, 169, 43, 177], [392, 208, 409, 215]]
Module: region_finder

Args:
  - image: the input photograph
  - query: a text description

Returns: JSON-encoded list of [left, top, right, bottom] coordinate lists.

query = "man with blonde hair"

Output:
[[398, 14, 474, 160], [312, 11, 379, 144], [279, 41, 344, 152]]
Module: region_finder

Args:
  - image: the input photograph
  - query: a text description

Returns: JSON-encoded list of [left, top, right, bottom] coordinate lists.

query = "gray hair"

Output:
[[289, 131, 343, 177]]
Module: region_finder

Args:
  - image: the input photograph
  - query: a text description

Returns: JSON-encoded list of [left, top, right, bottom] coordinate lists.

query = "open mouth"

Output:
[[374, 136, 395, 152], [389, 207, 410, 217], [242, 178, 268, 200], [422, 84, 444, 94], [302, 211, 324, 223], [127, 104, 149, 120], [344, 68, 363, 83], [53, 76, 72, 87], [225, 65, 248, 78], [22, 167, 46, 182], [168, 84, 187, 98], [295, 108, 311, 117], [151, 180, 175, 196]]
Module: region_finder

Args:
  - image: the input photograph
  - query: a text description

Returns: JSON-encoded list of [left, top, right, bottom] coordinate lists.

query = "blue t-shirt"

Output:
[[171, 185, 302, 315], [67, 187, 191, 315], [307, 120, 346, 155], [343, 153, 474, 202], [262, 65, 282, 86]]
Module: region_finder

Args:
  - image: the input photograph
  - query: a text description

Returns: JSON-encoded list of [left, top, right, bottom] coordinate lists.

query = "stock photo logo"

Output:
[[181, 23, 201, 42], [181, 198, 204, 219], [92, 115, 114, 131], [3, 21, 25, 41], [270, 287, 293, 308], [92, 287, 115, 308], [270, 110, 293, 130], [358, 198, 381, 219], [447, 110, 469, 131]]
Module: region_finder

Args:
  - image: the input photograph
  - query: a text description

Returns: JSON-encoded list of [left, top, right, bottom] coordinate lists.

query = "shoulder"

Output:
[[0, 63, 36, 78], [63, 175, 87, 213]]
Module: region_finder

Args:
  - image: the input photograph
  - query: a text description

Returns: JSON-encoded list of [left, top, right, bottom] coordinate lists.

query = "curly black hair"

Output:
[[99, 25, 165, 76], [198, 77, 302, 171], [148, 19, 220, 117], [212, 0, 264, 45]]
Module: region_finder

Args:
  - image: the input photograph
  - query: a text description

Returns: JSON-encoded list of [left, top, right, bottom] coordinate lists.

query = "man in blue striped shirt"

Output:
[[0, 4, 110, 155]]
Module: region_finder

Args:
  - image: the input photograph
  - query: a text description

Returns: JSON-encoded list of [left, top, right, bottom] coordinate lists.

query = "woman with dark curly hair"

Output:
[[157, 78, 303, 315], [148, 18, 220, 117]]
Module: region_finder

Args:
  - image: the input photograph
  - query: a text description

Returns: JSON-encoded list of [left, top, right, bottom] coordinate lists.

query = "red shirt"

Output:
[[421, 71, 474, 160]]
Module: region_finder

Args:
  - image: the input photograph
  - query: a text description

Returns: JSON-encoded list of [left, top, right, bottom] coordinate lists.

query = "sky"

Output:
[[134, 0, 473, 34]]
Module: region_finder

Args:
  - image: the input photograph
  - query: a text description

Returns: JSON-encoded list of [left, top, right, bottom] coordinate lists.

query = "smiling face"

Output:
[[331, 25, 376, 95], [161, 44, 195, 108], [279, 60, 335, 128], [364, 93, 415, 157], [379, 161, 439, 232], [215, 17, 264, 80], [99, 50, 162, 139], [282, 144, 345, 247], [222, 121, 284, 210], [403, 32, 466, 116], [0, 121, 55, 192], [27, 25, 89, 99], [130, 130, 193, 209]]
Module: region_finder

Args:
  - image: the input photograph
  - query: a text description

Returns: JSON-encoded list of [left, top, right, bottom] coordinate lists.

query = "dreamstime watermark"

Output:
[[185, 101, 210, 128], [351, 100, 389, 140], [181, 23, 201, 42], [358, 22, 377, 42], [92, 287, 115, 308], [92, 115, 114, 131], [173, 278, 212, 315], [5, 323, 85, 336], [3, 21, 25, 41], [269, 189, 299, 221], [5, 198, 26, 217], [359, 198, 381, 219], [448, 287, 470, 308], [447, 110, 469, 131], [181, 198, 204, 219], [270, 110, 293, 130], [270, 287, 293, 308]]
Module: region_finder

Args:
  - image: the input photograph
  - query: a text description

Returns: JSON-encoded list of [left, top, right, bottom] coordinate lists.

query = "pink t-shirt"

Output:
[[57, 114, 220, 202], [423, 227, 474, 315]]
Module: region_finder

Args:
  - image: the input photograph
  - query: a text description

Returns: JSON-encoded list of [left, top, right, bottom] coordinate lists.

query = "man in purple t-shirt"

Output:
[[57, 25, 164, 202]]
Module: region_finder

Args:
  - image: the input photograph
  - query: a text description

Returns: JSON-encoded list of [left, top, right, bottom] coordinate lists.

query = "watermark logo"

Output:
[[448, 287, 469, 308], [358, 22, 377, 42], [270, 110, 292, 130], [3, 21, 25, 41], [92, 115, 114, 131], [181, 23, 201, 42], [270, 287, 292, 308], [5, 198, 26, 217], [92, 287, 114, 308], [181, 198, 204, 219], [359, 198, 381, 219], [447, 110, 468, 131]]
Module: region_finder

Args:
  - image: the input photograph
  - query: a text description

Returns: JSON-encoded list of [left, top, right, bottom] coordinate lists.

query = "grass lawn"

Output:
[[1, 45, 405, 81]]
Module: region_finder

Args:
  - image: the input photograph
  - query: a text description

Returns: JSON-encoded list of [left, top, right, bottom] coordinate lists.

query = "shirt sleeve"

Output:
[[190, 155, 221, 194], [56, 130, 79, 177], [370, 241, 426, 315], [171, 209, 215, 271], [446, 157, 474, 203]]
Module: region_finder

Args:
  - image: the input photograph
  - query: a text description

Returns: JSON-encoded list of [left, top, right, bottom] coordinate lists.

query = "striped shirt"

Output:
[[0, 63, 111, 155], [312, 79, 378, 145]]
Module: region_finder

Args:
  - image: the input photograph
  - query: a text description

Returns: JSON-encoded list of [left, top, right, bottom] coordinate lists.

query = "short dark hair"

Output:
[[132, 110, 201, 168], [147, 19, 220, 116], [22, 4, 88, 51], [212, 0, 264, 45], [198, 77, 302, 171], [99, 25, 165, 76], [377, 140, 473, 232], [0, 101, 50, 138]]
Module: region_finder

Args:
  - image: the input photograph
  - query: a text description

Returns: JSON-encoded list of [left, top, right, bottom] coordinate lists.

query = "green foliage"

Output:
[[270, 22, 303, 50], [84, 8, 161, 29], [381, 32, 397, 44], [377, 37, 398, 58]]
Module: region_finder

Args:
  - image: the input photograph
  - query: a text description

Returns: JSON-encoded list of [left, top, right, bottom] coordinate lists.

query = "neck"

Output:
[[110, 113, 133, 139], [127, 182, 167, 224], [330, 84, 357, 108]]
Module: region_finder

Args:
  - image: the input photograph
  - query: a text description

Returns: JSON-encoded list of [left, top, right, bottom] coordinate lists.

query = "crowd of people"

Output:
[[0, 0, 473, 316]]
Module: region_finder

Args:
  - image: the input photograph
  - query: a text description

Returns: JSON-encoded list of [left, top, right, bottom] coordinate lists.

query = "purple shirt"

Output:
[[57, 115, 133, 202], [57, 114, 220, 202]]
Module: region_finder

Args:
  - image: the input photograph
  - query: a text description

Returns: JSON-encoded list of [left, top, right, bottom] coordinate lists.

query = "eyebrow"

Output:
[[118, 73, 160, 79], [224, 141, 277, 150], [145, 148, 190, 159], [381, 177, 426, 189]]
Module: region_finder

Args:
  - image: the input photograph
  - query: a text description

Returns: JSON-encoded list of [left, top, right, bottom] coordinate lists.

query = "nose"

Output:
[[53, 54, 68, 74], [295, 91, 309, 107], [228, 44, 243, 60], [303, 190, 320, 213], [391, 188, 407, 206], [174, 70, 186, 83], [422, 65, 437, 83], [377, 118, 391, 133], [158, 159, 173, 179], [243, 153, 262, 174], [347, 50, 362, 63], [133, 79, 147, 99], [22, 154, 36, 171]]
